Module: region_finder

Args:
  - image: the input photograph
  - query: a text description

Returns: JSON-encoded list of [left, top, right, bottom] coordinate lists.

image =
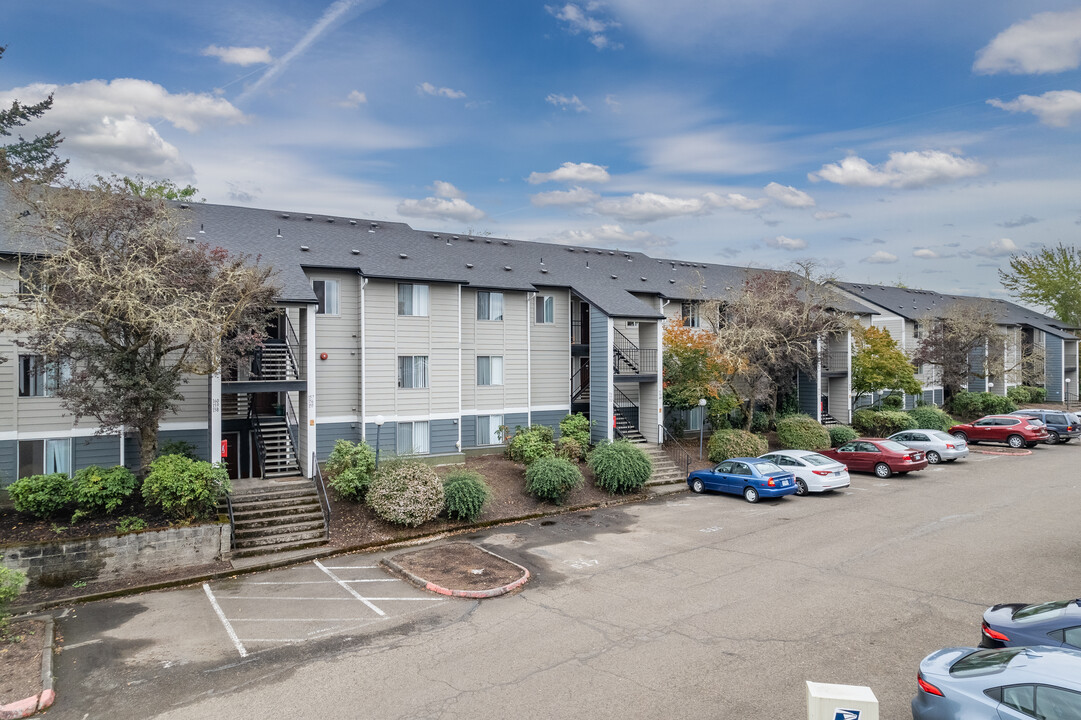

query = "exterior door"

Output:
[[223, 432, 240, 480]]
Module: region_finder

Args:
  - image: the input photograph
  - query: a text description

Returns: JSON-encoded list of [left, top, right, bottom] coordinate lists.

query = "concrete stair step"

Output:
[[233, 527, 326, 549], [232, 504, 322, 522], [229, 488, 319, 505], [235, 518, 326, 540], [231, 538, 328, 559]]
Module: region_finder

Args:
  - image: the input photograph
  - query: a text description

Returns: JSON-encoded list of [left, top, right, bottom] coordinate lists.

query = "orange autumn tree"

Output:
[[663, 324, 738, 419]]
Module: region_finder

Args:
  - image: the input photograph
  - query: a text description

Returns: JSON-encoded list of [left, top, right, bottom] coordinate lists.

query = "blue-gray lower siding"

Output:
[[589, 311, 611, 445], [316, 422, 360, 458], [1046, 338, 1063, 402], [363, 419, 460, 456], [73, 435, 121, 471], [968, 345, 987, 392], [532, 410, 569, 437], [797, 369, 818, 418], [0, 441, 16, 488], [364, 421, 398, 457], [922, 389, 944, 406]]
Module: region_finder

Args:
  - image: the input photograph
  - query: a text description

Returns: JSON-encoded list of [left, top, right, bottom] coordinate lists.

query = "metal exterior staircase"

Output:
[[226, 483, 328, 558], [251, 341, 299, 380], [821, 413, 841, 426], [253, 415, 302, 478]]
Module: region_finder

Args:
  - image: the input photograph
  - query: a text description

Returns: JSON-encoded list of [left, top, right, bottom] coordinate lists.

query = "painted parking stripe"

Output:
[[203, 583, 248, 658], [318, 565, 378, 570], [314, 559, 386, 616], [212, 596, 442, 602], [244, 579, 397, 585]]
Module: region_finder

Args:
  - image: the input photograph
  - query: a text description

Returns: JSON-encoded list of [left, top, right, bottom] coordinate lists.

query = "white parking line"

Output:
[[318, 565, 378, 570], [245, 579, 397, 585], [203, 583, 248, 658], [314, 559, 386, 616]]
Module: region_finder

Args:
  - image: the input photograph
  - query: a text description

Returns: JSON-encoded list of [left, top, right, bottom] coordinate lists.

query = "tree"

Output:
[[851, 326, 922, 408], [0, 46, 67, 185], [912, 301, 1003, 403], [998, 243, 1081, 329], [1, 175, 281, 476], [122, 176, 202, 202], [662, 323, 738, 428]]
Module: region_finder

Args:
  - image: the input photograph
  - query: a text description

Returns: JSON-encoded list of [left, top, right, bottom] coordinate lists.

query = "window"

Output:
[[18, 438, 71, 478], [312, 279, 340, 316], [476, 414, 503, 445], [397, 283, 430, 316], [477, 356, 504, 386], [396, 421, 429, 455], [535, 295, 554, 324], [477, 291, 504, 321], [397, 356, 429, 389], [1001, 685, 1035, 717], [912, 321, 922, 340], [18, 355, 68, 397], [681, 301, 700, 328], [1035, 686, 1081, 718]]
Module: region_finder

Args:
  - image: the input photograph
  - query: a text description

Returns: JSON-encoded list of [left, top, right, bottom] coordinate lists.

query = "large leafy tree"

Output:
[[1, 176, 281, 476], [0, 46, 67, 185], [851, 326, 921, 408], [998, 243, 1081, 329], [911, 301, 1004, 403], [662, 324, 738, 424]]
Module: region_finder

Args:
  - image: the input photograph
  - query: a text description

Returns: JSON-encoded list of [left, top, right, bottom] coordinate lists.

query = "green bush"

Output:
[[1006, 385, 1046, 404], [525, 456, 583, 505], [588, 440, 652, 494], [776, 415, 831, 451], [443, 470, 491, 523], [116, 516, 148, 535], [7, 473, 74, 519], [365, 460, 445, 527], [555, 436, 584, 462], [507, 425, 555, 466], [141, 454, 231, 521], [851, 409, 918, 436], [72, 465, 137, 522], [158, 439, 200, 460], [707, 430, 768, 462], [1029, 386, 1047, 403], [907, 406, 956, 432], [751, 410, 770, 433], [829, 425, 858, 447], [325, 439, 377, 502], [559, 413, 591, 448], [879, 394, 904, 410], [0, 567, 26, 629], [948, 391, 1017, 419]]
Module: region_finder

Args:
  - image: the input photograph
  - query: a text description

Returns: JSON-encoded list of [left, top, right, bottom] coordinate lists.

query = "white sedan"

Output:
[[758, 449, 851, 495]]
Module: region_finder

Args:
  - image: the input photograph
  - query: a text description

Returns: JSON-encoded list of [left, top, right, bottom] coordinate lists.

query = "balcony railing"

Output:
[[613, 328, 657, 376], [819, 351, 849, 374]]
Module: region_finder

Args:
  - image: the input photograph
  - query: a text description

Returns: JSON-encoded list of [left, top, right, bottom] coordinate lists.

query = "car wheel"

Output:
[[952, 431, 968, 443], [795, 479, 808, 496], [1062, 438, 1073, 444], [691, 478, 705, 494], [1046, 431, 1060, 445], [743, 486, 759, 503], [874, 462, 892, 478], [1007, 434, 1025, 448], [926, 451, 941, 464]]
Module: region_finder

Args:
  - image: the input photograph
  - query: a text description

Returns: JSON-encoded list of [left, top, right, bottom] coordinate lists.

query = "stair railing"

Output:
[[248, 400, 268, 478], [285, 394, 301, 465], [613, 385, 640, 436], [571, 359, 590, 401], [312, 451, 331, 540], [223, 489, 236, 550], [613, 328, 657, 376], [659, 423, 692, 478]]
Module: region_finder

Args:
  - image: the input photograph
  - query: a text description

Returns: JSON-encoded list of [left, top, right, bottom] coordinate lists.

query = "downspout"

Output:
[[527, 291, 535, 427], [659, 299, 670, 442], [360, 275, 367, 441], [457, 284, 462, 452]]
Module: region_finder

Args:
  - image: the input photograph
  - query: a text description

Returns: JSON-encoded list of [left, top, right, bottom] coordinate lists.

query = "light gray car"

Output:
[[888, 429, 968, 464]]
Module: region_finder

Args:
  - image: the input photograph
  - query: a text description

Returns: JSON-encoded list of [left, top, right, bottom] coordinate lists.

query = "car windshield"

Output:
[[800, 453, 834, 466], [1012, 600, 1072, 622], [950, 647, 1024, 677], [931, 431, 955, 441], [753, 462, 783, 474], [877, 440, 910, 453]]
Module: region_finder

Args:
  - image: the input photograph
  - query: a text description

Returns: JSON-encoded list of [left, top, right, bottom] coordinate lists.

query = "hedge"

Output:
[[707, 430, 768, 462], [776, 415, 831, 451]]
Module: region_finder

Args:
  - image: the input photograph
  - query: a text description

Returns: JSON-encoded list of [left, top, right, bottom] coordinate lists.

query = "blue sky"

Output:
[[3, 0, 1080, 299]]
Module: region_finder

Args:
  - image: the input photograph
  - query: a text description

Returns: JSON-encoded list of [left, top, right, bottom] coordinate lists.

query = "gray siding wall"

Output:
[[157, 430, 211, 463], [316, 422, 360, 458], [505, 412, 528, 432], [1046, 338, 1064, 402], [460, 415, 477, 448], [797, 369, 818, 418], [532, 409, 567, 437], [364, 421, 398, 457], [309, 269, 361, 420], [826, 376, 850, 424], [968, 346, 987, 392], [462, 287, 529, 415], [0, 441, 16, 488], [530, 286, 571, 409], [73, 435, 122, 471], [589, 311, 611, 444], [430, 419, 458, 455]]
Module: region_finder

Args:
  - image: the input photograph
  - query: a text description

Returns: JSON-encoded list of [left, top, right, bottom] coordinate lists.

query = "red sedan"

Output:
[[820, 438, 928, 478], [948, 414, 1048, 448]]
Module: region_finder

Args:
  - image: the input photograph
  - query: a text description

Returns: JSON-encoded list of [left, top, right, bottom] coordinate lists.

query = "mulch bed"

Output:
[[389, 542, 525, 591], [0, 619, 45, 706], [0, 506, 175, 546]]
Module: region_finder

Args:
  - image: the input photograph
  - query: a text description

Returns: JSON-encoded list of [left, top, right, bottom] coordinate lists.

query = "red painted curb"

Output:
[[0, 694, 40, 720], [971, 448, 1033, 456], [37, 690, 54, 712], [382, 544, 531, 599]]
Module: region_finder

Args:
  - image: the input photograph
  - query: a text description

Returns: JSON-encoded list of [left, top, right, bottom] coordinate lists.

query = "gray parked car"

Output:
[[887, 429, 969, 464], [1008, 409, 1081, 445]]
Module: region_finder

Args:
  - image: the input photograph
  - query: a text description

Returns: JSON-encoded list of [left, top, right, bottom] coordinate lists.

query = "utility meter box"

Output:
[[806, 681, 879, 720]]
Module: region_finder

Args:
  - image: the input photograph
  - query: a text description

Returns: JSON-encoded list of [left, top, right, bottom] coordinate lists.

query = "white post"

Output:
[[305, 303, 317, 477], [210, 372, 222, 465]]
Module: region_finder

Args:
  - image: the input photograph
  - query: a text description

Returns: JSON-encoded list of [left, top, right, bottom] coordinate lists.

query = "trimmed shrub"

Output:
[[879, 394, 904, 410], [366, 460, 445, 527], [507, 425, 555, 466], [555, 436, 584, 462], [525, 456, 583, 505], [325, 439, 377, 502], [7, 473, 74, 519], [851, 409, 918, 436], [707, 429, 768, 462], [1029, 386, 1047, 403], [1006, 385, 1047, 404], [948, 391, 1017, 419], [0, 567, 26, 629], [829, 425, 858, 447], [443, 469, 491, 523], [72, 465, 138, 522], [559, 413, 591, 448], [907, 406, 956, 432], [588, 440, 652, 494], [141, 454, 231, 521], [751, 410, 770, 433], [776, 415, 831, 451], [158, 439, 199, 460]]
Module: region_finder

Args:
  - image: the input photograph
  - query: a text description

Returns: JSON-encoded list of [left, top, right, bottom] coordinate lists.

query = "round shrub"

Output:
[[829, 425, 858, 447], [555, 436, 584, 462], [365, 460, 445, 527], [507, 425, 555, 466], [0, 567, 27, 629], [707, 429, 768, 462], [776, 415, 831, 451], [7, 473, 74, 519], [559, 413, 591, 448], [1006, 385, 1030, 404], [946, 391, 982, 419], [325, 439, 376, 502], [751, 410, 770, 433], [1028, 386, 1047, 403], [588, 440, 652, 494], [879, 394, 904, 410], [72, 465, 137, 521], [142, 454, 231, 521], [158, 439, 199, 460], [907, 406, 956, 432], [443, 469, 491, 523], [852, 409, 917, 436], [525, 456, 583, 505], [982, 393, 1017, 415]]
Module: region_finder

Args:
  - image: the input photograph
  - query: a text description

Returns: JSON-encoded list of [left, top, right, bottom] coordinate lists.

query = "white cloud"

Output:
[[544, 224, 672, 251], [813, 210, 850, 220], [531, 187, 601, 207], [593, 192, 706, 223], [763, 181, 815, 208], [528, 162, 610, 184], [546, 3, 622, 50], [546, 93, 589, 112], [432, 180, 465, 199], [974, 8, 1081, 75], [0, 78, 246, 178], [201, 45, 273, 66], [972, 238, 1019, 257], [809, 150, 987, 189], [338, 89, 368, 108], [765, 235, 807, 250], [397, 196, 485, 223], [987, 90, 1081, 127], [605, 94, 621, 112], [419, 82, 466, 99], [638, 129, 780, 176], [703, 192, 768, 211], [913, 248, 939, 259], [861, 251, 898, 264]]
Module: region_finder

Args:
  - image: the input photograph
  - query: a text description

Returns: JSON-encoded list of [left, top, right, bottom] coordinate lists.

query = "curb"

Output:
[[971, 448, 1033, 456], [0, 613, 54, 720], [381, 544, 531, 599]]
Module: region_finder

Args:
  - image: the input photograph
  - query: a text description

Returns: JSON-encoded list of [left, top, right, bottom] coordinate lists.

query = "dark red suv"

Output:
[[948, 415, 1049, 448]]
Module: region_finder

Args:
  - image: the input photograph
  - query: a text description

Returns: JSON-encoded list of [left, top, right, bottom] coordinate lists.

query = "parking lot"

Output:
[[50, 444, 1080, 719]]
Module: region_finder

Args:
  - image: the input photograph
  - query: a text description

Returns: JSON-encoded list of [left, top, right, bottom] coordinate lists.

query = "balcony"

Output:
[[820, 350, 849, 377]]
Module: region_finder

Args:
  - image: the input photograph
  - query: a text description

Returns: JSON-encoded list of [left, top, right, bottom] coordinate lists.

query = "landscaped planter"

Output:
[[0, 522, 230, 591]]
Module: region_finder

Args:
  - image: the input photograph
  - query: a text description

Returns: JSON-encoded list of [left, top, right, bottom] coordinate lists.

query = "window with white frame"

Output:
[[18, 355, 68, 397], [535, 295, 554, 324], [396, 421, 429, 454], [397, 356, 429, 388], [312, 279, 340, 316], [397, 283, 430, 316], [477, 356, 504, 386], [912, 321, 922, 340], [476, 414, 503, 445], [681, 301, 700, 328], [477, 291, 504, 321], [19, 438, 71, 478]]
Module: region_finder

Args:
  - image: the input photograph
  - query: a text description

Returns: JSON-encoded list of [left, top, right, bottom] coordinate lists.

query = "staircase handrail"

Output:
[[223, 490, 236, 550], [247, 401, 268, 478], [312, 451, 331, 540], [613, 385, 640, 437], [612, 327, 640, 375], [571, 359, 590, 401], [658, 423, 692, 478], [285, 394, 301, 454]]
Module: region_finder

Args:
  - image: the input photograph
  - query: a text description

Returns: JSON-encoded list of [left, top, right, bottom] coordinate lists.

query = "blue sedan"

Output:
[[687, 457, 797, 503], [980, 599, 1081, 650]]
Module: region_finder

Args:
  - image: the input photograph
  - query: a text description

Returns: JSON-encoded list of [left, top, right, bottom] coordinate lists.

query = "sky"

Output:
[[2, 0, 1080, 301]]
